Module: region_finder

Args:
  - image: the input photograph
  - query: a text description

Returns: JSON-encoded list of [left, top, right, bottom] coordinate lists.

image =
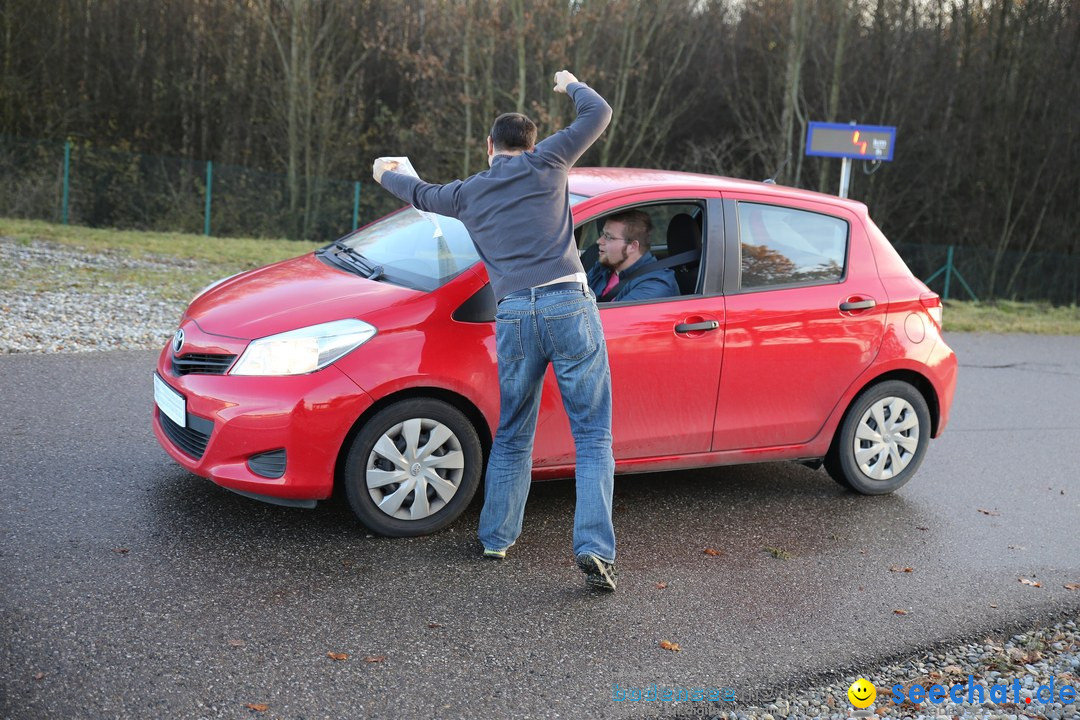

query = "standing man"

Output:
[[373, 71, 617, 591]]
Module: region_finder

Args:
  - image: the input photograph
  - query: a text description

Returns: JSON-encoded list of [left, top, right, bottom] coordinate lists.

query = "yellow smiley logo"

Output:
[[847, 677, 877, 709]]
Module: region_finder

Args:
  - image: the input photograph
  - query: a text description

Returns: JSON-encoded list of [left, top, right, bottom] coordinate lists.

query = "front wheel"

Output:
[[825, 380, 931, 494], [343, 398, 483, 537]]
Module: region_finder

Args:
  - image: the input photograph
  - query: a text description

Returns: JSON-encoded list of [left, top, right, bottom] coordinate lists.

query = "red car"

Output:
[[152, 169, 957, 537]]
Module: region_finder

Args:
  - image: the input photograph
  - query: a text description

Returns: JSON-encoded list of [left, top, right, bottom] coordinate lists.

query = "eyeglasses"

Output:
[[600, 230, 628, 243]]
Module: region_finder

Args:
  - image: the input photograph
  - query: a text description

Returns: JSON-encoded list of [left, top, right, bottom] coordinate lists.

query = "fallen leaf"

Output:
[[33, 672, 45, 681], [989, 603, 998, 608], [363, 655, 387, 663], [1018, 577, 1042, 587], [655, 582, 668, 590], [1064, 583, 1080, 591], [764, 546, 792, 560], [227, 639, 246, 648], [112, 548, 129, 554], [327, 652, 348, 661], [703, 548, 722, 556], [894, 609, 909, 615], [659, 640, 681, 652], [427, 622, 444, 629], [942, 665, 965, 675], [245, 703, 269, 712], [889, 565, 914, 573], [977, 508, 1000, 516]]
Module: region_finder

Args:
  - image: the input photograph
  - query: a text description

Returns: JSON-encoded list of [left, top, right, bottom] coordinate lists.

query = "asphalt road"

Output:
[[2, 333, 1078, 720]]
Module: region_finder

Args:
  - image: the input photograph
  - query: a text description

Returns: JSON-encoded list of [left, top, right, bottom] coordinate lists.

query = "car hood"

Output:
[[186, 253, 423, 339]]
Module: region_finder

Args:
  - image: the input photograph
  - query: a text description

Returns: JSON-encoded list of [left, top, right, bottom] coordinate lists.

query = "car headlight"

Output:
[[231, 319, 377, 376]]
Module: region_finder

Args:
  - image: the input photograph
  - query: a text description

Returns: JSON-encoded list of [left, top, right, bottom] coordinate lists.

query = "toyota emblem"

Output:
[[172, 328, 185, 354]]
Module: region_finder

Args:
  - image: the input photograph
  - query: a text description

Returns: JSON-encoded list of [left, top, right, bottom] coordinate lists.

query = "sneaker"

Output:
[[575, 553, 618, 591], [482, 541, 514, 560]]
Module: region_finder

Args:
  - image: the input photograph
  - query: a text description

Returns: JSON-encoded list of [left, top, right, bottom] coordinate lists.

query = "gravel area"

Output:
[[1, 237, 191, 353]]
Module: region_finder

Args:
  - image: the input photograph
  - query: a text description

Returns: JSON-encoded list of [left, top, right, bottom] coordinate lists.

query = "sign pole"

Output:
[[839, 157, 852, 199]]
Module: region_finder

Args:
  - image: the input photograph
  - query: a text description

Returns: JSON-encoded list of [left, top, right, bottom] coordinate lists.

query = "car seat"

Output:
[[665, 213, 702, 295]]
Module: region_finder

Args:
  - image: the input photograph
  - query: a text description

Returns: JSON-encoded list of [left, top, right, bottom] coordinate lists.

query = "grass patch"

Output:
[[944, 300, 1080, 335], [0, 218, 321, 270]]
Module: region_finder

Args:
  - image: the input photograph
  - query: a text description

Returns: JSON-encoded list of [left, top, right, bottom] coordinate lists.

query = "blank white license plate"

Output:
[[154, 373, 186, 428]]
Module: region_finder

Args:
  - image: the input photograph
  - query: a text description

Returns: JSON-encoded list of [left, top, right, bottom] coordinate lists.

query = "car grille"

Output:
[[159, 411, 214, 459], [172, 353, 236, 376]]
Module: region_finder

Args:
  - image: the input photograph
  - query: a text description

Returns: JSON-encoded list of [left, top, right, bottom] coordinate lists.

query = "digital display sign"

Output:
[[806, 122, 896, 161]]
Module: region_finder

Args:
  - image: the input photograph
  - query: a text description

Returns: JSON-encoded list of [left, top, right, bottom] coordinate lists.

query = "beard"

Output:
[[599, 243, 630, 270]]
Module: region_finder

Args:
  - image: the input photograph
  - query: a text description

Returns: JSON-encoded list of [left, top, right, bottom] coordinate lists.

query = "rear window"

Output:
[[737, 202, 848, 290]]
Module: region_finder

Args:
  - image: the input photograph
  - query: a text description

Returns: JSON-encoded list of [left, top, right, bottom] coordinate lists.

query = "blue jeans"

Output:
[[477, 285, 616, 563]]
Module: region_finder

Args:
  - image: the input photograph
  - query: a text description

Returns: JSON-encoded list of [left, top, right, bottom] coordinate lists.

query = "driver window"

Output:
[[578, 203, 704, 302]]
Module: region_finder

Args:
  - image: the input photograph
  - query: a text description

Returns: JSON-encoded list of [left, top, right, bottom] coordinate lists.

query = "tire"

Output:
[[343, 398, 482, 537], [825, 380, 931, 495]]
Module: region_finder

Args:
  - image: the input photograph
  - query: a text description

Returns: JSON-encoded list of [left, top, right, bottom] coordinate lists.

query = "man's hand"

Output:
[[372, 158, 399, 184], [553, 70, 579, 94]]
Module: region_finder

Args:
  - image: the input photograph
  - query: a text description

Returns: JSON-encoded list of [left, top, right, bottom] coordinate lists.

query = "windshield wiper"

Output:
[[326, 241, 385, 280]]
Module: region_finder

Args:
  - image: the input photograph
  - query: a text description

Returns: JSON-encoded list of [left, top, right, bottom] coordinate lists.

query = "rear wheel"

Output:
[[343, 398, 482, 537], [825, 380, 930, 494]]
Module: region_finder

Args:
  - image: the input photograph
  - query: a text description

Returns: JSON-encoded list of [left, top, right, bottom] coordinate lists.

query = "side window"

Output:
[[737, 202, 848, 290], [576, 202, 704, 301]]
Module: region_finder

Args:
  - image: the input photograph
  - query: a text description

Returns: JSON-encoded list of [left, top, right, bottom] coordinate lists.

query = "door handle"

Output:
[[839, 299, 876, 311], [675, 320, 720, 333]]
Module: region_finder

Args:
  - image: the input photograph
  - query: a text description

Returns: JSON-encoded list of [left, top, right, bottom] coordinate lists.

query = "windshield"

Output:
[[329, 194, 589, 291]]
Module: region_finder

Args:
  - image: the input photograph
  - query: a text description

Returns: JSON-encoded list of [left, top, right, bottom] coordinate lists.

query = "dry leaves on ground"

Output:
[[655, 582, 668, 589], [977, 508, 1000, 516], [894, 609, 909, 615], [703, 548, 722, 557], [1019, 577, 1043, 587], [363, 655, 387, 663], [245, 703, 269, 712], [659, 640, 681, 652], [1064, 582, 1080, 591], [327, 652, 348, 661], [889, 566, 914, 573]]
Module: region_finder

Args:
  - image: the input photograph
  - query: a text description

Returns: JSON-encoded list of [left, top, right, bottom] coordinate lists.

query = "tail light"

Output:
[[920, 292, 943, 328]]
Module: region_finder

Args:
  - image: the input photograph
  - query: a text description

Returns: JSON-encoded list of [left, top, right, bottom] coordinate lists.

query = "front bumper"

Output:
[[152, 323, 375, 501]]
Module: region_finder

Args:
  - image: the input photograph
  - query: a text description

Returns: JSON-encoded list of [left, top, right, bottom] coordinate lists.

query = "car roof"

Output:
[[568, 167, 868, 213]]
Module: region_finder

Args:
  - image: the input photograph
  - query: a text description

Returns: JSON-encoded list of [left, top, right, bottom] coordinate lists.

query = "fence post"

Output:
[[61, 140, 71, 225], [943, 246, 953, 301], [204, 160, 213, 236], [353, 181, 361, 231]]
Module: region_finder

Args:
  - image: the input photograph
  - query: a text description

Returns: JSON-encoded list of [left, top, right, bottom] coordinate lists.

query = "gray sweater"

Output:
[[380, 83, 612, 302]]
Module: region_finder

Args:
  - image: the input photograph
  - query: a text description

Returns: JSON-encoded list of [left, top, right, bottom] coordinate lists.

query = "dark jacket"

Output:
[[587, 251, 680, 302]]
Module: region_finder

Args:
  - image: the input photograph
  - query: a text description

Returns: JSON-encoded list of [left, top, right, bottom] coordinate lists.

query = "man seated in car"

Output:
[[587, 210, 679, 302]]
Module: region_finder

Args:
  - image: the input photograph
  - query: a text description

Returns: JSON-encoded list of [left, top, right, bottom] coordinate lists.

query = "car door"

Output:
[[711, 194, 887, 451], [531, 194, 726, 465]]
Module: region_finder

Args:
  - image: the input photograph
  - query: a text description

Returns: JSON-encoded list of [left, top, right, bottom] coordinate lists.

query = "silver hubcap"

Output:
[[853, 396, 920, 481], [366, 418, 465, 520]]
